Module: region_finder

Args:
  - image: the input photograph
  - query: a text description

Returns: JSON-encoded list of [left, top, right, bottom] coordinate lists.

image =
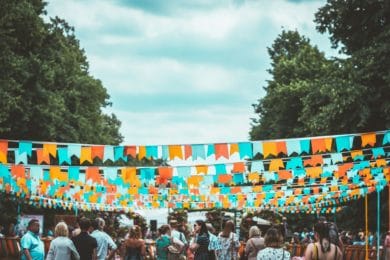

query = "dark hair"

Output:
[[28, 219, 39, 228], [314, 222, 331, 253], [79, 217, 91, 230], [195, 220, 209, 237], [264, 228, 283, 248], [92, 219, 99, 230], [158, 224, 170, 235], [222, 220, 235, 233]]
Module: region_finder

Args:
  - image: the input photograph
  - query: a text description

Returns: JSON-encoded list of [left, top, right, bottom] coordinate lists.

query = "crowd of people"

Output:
[[4, 214, 390, 260]]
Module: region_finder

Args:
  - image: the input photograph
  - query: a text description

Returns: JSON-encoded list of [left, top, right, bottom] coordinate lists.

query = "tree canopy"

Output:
[[250, 0, 390, 140], [0, 0, 123, 144]]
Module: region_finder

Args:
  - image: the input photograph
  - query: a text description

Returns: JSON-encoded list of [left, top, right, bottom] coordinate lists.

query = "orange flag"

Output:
[[232, 162, 245, 173], [269, 159, 284, 171], [36, 149, 50, 164], [86, 167, 100, 183], [124, 146, 137, 158], [311, 138, 326, 153], [158, 167, 173, 179], [169, 145, 183, 160], [263, 142, 277, 158], [80, 147, 92, 164], [218, 174, 232, 184], [43, 143, 57, 157], [91, 146, 104, 160], [351, 150, 363, 160], [215, 144, 229, 159], [184, 145, 192, 159], [0, 140, 8, 163], [247, 172, 260, 183], [196, 165, 208, 174], [306, 167, 322, 178], [138, 146, 146, 159], [278, 170, 292, 180], [229, 143, 239, 155], [275, 141, 287, 155], [361, 133, 376, 147], [11, 165, 25, 178]]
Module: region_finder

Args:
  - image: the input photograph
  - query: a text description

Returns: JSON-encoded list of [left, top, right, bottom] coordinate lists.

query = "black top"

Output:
[[72, 231, 98, 260]]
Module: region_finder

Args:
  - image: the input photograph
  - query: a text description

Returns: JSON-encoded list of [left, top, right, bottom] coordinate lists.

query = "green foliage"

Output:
[[250, 1, 390, 232], [0, 0, 123, 144], [250, 30, 333, 140], [315, 0, 390, 132]]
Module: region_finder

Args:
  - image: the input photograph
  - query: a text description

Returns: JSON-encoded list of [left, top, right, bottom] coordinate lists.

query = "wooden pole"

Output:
[[365, 195, 368, 260]]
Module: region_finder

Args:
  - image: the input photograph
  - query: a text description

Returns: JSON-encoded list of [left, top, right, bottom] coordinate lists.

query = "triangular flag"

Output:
[[361, 133, 376, 147], [169, 145, 183, 160], [229, 143, 239, 156], [215, 143, 229, 159], [91, 146, 104, 160], [80, 147, 92, 164], [43, 143, 57, 157]]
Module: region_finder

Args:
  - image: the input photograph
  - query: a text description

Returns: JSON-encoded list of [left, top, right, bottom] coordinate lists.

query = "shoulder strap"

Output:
[[249, 238, 258, 250], [314, 243, 318, 260]]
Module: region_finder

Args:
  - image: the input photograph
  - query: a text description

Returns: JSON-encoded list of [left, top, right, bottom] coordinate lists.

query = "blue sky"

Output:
[[45, 0, 338, 145]]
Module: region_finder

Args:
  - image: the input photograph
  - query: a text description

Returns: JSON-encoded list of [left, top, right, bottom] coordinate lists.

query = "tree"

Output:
[[250, 30, 333, 140], [0, 0, 123, 144], [315, 0, 390, 132]]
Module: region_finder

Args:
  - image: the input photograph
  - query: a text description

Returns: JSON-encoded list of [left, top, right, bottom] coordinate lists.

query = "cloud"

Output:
[[45, 0, 334, 145]]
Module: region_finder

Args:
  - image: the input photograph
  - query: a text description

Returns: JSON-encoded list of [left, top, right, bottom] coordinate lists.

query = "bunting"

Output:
[[0, 130, 389, 212]]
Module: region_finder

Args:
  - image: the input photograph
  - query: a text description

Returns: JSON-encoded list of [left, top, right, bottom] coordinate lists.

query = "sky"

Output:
[[45, 0, 338, 146]]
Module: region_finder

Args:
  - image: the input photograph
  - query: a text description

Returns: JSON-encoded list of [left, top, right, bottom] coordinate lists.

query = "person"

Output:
[[318, 216, 343, 252], [257, 227, 290, 260], [0, 224, 4, 238], [47, 222, 80, 260], [170, 220, 188, 258], [282, 217, 289, 240], [245, 226, 265, 260], [190, 220, 209, 260], [304, 222, 342, 260], [123, 225, 146, 260], [215, 220, 240, 260], [20, 219, 45, 260], [155, 224, 175, 260], [384, 231, 390, 260], [72, 217, 98, 260], [206, 223, 221, 260], [90, 218, 118, 260]]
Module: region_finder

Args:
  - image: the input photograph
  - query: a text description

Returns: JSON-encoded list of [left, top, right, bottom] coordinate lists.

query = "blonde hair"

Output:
[[249, 226, 261, 238], [55, 222, 69, 237]]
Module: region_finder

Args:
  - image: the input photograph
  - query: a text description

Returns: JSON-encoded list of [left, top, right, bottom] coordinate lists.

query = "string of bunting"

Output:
[[1, 130, 389, 164], [0, 130, 389, 212]]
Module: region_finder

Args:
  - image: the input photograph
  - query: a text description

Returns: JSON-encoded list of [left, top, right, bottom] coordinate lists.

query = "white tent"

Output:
[[253, 216, 271, 225]]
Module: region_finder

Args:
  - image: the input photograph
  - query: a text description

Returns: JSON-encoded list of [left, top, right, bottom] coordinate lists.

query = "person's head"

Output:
[[318, 216, 327, 223], [55, 222, 69, 237], [79, 217, 91, 231], [169, 220, 178, 230], [194, 220, 208, 236], [158, 224, 171, 236], [264, 228, 283, 248], [27, 219, 40, 234], [206, 223, 215, 234], [94, 218, 105, 231], [223, 220, 235, 233], [314, 222, 331, 253], [129, 225, 141, 239], [249, 226, 261, 238]]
